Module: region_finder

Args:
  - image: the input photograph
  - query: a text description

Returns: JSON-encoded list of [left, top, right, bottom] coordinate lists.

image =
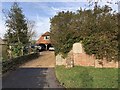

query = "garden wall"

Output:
[[56, 42, 118, 68], [56, 54, 66, 65]]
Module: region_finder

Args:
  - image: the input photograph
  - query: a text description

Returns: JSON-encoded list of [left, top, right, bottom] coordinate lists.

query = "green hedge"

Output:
[[50, 5, 118, 61], [2, 53, 39, 73]]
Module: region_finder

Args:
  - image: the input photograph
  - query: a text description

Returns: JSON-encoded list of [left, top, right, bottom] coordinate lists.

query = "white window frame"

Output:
[[44, 36, 50, 40]]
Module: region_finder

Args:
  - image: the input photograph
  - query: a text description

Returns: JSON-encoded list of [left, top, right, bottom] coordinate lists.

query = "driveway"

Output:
[[2, 51, 64, 88], [20, 51, 56, 68]]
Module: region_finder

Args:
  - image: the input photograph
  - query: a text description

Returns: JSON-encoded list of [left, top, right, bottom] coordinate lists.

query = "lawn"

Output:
[[55, 66, 118, 88]]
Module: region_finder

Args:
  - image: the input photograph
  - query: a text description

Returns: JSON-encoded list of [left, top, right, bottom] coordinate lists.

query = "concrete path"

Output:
[[2, 51, 64, 89]]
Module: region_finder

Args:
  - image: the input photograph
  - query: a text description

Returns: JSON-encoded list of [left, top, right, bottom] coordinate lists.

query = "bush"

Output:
[[50, 5, 118, 61], [2, 53, 39, 73]]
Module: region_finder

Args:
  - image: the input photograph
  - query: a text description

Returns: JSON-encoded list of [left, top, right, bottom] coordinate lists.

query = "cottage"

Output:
[[36, 32, 52, 50]]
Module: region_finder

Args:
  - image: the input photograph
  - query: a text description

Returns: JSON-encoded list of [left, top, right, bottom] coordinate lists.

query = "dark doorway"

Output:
[[38, 44, 46, 51]]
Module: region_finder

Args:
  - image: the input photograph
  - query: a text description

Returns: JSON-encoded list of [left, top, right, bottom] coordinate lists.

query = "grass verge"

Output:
[[55, 66, 118, 88]]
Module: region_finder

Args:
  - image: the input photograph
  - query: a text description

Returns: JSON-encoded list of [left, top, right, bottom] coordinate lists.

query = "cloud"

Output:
[[34, 15, 50, 40], [32, 2, 87, 16], [1, 1, 119, 39], [28, 2, 86, 40], [30, 2, 86, 40], [1, 0, 88, 2], [0, 20, 6, 38], [0, 14, 51, 40], [1, 0, 119, 3]]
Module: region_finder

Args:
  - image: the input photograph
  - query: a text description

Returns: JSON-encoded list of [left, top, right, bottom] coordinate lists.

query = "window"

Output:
[[44, 36, 50, 40]]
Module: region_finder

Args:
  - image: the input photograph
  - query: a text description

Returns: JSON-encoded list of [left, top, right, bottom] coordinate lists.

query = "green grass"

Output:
[[55, 66, 118, 88]]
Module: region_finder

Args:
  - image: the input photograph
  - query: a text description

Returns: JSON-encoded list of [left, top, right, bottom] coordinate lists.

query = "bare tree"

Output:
[[27, 19, 36, 42]]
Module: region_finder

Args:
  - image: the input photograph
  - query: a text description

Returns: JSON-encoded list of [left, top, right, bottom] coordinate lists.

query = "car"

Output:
[[49, 46, 55, 51], [35, 45, 42, 52], [31, 45, 35, 49]]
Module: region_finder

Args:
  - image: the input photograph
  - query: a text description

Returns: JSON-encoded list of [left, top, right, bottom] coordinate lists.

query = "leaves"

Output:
[[5, 2, 29, 45], [50, 4, 118, 61]]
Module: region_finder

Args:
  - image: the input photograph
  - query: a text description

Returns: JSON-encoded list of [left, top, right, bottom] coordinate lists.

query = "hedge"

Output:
[[2, 53, 39, 73]]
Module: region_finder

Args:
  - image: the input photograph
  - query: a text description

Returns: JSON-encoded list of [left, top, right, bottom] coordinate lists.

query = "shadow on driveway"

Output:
[[2, 68, 64, 89]]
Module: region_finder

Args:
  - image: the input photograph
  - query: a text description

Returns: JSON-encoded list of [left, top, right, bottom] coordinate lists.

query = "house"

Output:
[[36, 32, 52, 50]]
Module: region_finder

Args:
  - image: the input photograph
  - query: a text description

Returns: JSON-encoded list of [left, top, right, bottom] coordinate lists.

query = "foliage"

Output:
[[12, 43, 23, 57], [81, 5, 118, 61], [2, 45, 8, 60], [50, 11, 80, 57], [50, 4, 118, 61], [2, 53, 39, 73], [5, 2, 28, 45], [55, 66, 118, 88], [4, 2, 36, 57]]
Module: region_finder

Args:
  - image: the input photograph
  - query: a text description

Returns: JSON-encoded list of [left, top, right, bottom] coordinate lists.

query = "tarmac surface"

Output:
[[2, 51, 64, 89]]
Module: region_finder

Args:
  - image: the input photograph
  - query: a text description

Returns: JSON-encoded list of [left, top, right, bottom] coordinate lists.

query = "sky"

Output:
[[0, 0, 119, 40]]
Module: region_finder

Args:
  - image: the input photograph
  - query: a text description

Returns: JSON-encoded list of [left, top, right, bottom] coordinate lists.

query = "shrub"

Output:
[[50, 5, 118, 61]]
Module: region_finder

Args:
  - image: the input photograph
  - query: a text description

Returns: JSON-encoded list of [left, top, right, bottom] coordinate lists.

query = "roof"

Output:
[[41, 32, 50, 36], [36, 32, 51, 44]]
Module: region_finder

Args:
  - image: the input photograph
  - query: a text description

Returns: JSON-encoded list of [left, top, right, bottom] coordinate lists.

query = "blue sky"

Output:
[[0, 1, 119, 40]]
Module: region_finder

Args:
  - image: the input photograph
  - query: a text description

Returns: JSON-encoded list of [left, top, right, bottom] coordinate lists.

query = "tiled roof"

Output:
[[36, 32, 51, 44], [42, 31, 50, 36]]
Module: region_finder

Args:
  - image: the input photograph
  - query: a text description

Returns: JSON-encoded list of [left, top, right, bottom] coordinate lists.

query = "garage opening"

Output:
[[37, 44, 46, 50]]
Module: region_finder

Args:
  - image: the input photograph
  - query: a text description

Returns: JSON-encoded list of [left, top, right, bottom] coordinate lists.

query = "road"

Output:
[[2, 51, 64, 89]]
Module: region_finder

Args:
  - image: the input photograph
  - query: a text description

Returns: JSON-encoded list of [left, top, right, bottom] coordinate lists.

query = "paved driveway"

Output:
[[2, 51, 64, 89]]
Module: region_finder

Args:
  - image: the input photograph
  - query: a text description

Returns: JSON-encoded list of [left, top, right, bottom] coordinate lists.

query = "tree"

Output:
[[50, 4, 118, 61], [81, 5, 118, 61], [26, 19, 36, 42], [5, 2, 28, 45], [4, 2, 29, 57], [50, 11, 77, 57]]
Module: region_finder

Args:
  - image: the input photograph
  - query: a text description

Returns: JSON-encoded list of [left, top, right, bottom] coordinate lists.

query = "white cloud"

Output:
[[1, 0, 119, 2], [51, 6, 80, 12], [28, 1, 119, 40], [1, 1, 119, 39], [0, 0, 88, 2], [34, 15, 50, 40], [0, 6, 6, 38], [0, 15, 51, 40], [27, 3, 85, 40], [0, 20, 6, 38]]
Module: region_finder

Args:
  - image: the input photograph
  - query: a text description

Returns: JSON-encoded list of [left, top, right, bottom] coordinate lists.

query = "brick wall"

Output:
[[73, 43, 118, 68], [73, 53, 95, 66], [56, 42, 118, 68]]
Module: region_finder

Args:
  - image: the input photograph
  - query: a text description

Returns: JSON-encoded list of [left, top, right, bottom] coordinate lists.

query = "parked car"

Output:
[[49, 46, 55, 51], [31, 45, 35, 49], [36, 45, 46, 51], [35, 45, 42, 52]]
